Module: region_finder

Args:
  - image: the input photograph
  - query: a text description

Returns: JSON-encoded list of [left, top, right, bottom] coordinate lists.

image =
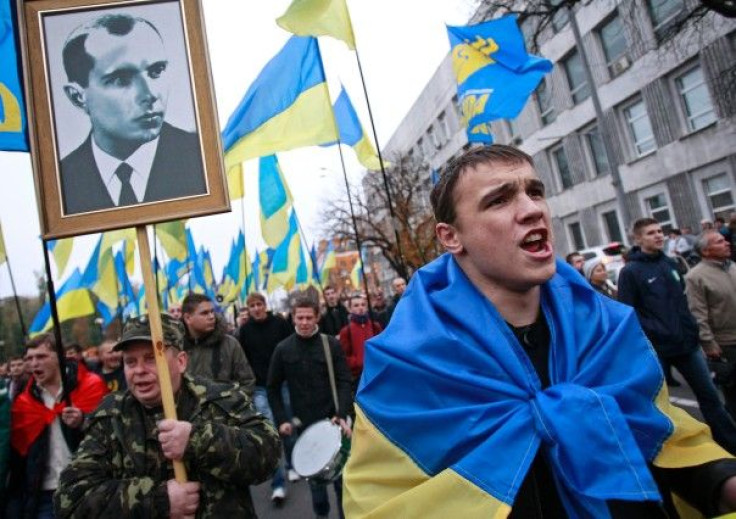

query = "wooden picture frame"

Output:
[[19, 0, 229, 238]]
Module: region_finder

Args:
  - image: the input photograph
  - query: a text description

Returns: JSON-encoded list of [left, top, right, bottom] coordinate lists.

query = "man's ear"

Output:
[[63, 83, 87, 111], [436, 222, 463, 254]]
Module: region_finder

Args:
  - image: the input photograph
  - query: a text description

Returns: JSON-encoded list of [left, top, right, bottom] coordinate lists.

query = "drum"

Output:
[[292, 420, 350, 483]]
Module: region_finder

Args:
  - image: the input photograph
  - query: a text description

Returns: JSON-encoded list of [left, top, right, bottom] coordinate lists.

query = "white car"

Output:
[[579, 242, 626, 284]]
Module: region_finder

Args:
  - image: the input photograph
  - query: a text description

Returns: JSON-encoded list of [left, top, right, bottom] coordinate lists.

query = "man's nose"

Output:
[[135, 76, 160, 104], [516, 193, 544, 222]]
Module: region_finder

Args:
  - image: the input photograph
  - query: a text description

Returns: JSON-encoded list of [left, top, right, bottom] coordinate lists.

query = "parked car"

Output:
[[579, 242, 626, 284]]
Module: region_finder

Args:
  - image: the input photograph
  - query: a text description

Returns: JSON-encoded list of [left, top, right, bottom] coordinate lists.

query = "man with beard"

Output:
[[181, 293, 254, 396]]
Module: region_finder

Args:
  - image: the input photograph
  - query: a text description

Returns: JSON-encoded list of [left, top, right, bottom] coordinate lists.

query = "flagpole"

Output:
[[336, 143, 373, 310], [353, 49, 408, 279], [41, 239, 71, 406], [4, 250, 27, 339]]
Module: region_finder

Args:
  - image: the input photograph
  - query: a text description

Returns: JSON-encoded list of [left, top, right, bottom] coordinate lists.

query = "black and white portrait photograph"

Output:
[[42, 0, 208, 216]]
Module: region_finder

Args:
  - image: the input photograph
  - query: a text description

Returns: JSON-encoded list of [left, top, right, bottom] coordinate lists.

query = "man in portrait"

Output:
[[59, 12, 207, 214]]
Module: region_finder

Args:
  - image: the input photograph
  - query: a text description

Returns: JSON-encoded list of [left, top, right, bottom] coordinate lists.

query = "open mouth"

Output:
[[520, 229, 549, 253]]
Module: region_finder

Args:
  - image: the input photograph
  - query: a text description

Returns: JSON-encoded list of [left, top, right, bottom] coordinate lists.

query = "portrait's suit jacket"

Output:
[[60, 123, 207, 215]]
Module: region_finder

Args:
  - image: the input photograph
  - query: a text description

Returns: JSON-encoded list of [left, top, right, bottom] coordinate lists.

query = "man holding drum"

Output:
[[268, 296, 353, 519]]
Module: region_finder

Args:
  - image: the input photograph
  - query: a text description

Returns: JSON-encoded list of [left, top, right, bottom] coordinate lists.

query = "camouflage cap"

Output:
[[114, 313, 184, 351]]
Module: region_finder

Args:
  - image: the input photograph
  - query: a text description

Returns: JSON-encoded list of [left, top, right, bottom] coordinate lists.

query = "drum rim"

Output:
[[292, 420, 343, 477]]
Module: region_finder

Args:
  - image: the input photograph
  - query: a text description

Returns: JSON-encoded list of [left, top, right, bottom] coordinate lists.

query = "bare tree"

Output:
[[320, 155, 441, 279]]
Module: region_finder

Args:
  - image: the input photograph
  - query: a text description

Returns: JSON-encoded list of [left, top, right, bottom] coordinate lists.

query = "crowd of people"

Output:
[[1, 145, 736, 518]]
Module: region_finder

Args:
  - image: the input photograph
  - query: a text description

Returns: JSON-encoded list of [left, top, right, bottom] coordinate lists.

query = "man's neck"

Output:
[[470, 275, 541, 326], [38, 378, 62, 398]]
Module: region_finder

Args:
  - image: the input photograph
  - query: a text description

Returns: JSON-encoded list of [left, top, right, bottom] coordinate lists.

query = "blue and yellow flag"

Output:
[[259, 155, 294, 248], [0, 222, 6, 266], [0, 0, 27, 151], [277, 0, 356, 50], [47, 238, 74, 278], [349, 255, 362, 290], [156, 221, 188, 263], [227, 163, 245, 201], [222, 36, 337, 167], [320, 240, 336, 285], [29, 269, 95, 336], [447, 15, 552, 143], [268, 210, 301, 292], [328, 86, 382, 170]]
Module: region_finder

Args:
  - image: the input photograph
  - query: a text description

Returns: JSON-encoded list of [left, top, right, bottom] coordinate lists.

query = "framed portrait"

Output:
[[19, 0, 230, 238]]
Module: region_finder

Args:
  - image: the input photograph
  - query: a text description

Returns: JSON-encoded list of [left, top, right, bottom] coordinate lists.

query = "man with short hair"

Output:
[[385, 277, 408, 323], [565, 251, 585, 274], [268, 297, 353, 519], [685, 230, 736, 416], [619, 218, 736, 454], [8, 355, 27, 401], [181, 293, 254, 395], [59, 13, 206, 214], [54, 313, 281, 518], [319, 285, 349, 337], [168, 303, 182, 320], [8, 334, 107, 518], [238, 292, 294, 502], [339, 294, 382, 390], [95, 339, 126, 392], [345, 145, 736, 517]]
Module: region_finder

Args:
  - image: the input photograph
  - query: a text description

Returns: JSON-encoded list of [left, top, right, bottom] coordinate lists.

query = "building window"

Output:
[[507, 118, 521, 142], [586, 127, 610, 176], [602, 210, 623, 242], [568, 222, 586, 250], [623, 99, 656, 156], [598, 15, 629, 76], [438, 111, 451, 142], [536, 79, 556, 125], [702, 173, 735, 220], [428, 125, 440, 150], [647, 0, 685, 30], [552, 145, 573, 189], [644, 192, 673, 232], [521, 17, 536, 51], [551, 0, 569, 32], [675, 66, 716, 132], [562, 51, 590, 104]]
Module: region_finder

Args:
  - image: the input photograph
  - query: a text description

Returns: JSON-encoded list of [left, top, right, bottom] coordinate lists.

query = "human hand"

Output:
[[279, 422, 293, 436], [331, 416, 352, 439], [167, 479, 200, 519], [158, 419, 192, 461], [704, 343, 723, 359], [61, 407, 84, 429]]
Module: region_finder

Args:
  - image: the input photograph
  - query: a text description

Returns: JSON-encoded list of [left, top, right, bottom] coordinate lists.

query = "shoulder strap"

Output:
[[320, 333, 340, 415]]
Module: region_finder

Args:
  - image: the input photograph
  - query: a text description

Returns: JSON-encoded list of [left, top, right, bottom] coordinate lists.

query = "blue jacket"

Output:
[[617, 247, 698, 357]]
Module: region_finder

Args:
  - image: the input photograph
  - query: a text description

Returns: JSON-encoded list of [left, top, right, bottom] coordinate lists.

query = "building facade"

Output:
[[381, 0, 736, 257]]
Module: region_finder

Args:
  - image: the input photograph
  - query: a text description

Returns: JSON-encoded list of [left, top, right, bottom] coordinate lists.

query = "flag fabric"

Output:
[[268, 211, 301, 292], [320, 240, 336, 285], [29, 269, 95, 336], [47, 238, 74, 278], [101, 228, 136, 276], [82, 237, 120, 327], [350, 256, 362, 290], [430, 168, 441, 185], [446, 15, 552, 142], [276, 0, 356, 50], [115, 251, 138, 320], [0, 222, 6, 266], [222, 36, 337, 167], [344, 257, 728, 517], [259, 155, 294, 248], [156, 221, 188, 263], [227, 163, 245, 201], [329, 86, 382, 170], [0, 0, 27, 151]]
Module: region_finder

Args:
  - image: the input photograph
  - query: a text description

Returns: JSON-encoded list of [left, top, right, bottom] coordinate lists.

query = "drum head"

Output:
[[292, 420, 342, 478]]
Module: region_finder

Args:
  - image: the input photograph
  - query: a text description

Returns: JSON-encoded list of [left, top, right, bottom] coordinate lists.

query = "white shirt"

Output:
[[39, 385, 71, 491], [91, 137, 160, 205]]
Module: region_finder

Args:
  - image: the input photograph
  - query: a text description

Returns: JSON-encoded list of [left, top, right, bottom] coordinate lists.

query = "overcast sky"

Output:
[[0, 0, 474, 297]]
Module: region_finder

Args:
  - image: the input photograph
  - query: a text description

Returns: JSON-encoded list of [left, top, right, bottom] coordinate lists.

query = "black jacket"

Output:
[[617, 247, 698, 357], [267, 332, 352, 429], [319, 304, 349, 336], [238, 313, 292, 387]]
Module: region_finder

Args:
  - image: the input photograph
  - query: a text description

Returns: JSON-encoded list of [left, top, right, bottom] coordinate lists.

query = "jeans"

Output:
[[666, 349, 736, 454], [309, 476, 343, 518], [253, 386, 285, 489]]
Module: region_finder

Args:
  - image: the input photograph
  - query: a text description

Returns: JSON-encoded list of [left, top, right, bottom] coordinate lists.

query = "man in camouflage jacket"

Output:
[[54, 313, 281, 518]]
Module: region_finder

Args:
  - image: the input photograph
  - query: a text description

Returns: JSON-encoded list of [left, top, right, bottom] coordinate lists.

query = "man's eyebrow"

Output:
[[100, 65, 138, 80], [525, 178, 545, 191], [147, 60, 168, 70], [477, 181, 516, 206]]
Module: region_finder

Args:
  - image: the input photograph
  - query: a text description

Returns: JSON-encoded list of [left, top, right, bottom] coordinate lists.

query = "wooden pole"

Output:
[[136, 226, 187, 482]]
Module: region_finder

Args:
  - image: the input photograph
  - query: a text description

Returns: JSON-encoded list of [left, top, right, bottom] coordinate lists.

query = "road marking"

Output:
[[670, 396, 698, 408]]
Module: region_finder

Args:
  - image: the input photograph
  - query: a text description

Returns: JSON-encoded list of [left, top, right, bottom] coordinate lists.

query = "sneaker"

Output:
[[271, 486, 286, 505], [288, 469, 301, 482]]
